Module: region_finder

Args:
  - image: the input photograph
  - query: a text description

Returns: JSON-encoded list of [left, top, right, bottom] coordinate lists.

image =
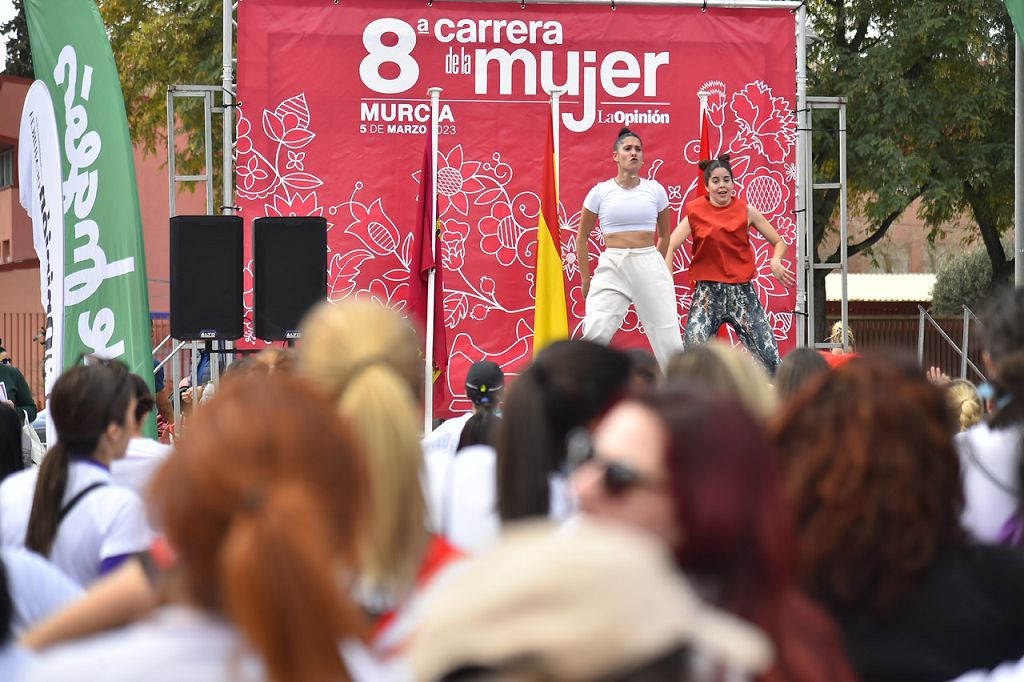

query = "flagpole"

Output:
[[1016, 35, 1023, 285], [424, 86, 442, 434], [550, 89, 562, 196], [697, 91, 709, 140]]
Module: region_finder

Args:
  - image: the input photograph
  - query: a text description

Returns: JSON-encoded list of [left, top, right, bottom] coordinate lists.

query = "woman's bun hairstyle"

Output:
[[613, 127, 641, 150], [701, 154, 734, 184]]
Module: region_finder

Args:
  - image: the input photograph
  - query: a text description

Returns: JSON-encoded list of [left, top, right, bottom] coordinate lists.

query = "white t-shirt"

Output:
[[424, 444, 500, 554], [22, 605, 395, 682], [1, 547, 83, 634], [424, 442, 575, 555], [957, 423, 1023, 543], [0, 460, 153, 586], [111, 437, 173, 500], [422, 413, 472, 532], [583, 178, 669, 235]]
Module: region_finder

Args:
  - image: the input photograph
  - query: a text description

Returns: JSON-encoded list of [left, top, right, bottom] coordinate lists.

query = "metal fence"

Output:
[[0, 313, 187, 407], [3, 309, 993, 406], [825, 312, 986, 380]]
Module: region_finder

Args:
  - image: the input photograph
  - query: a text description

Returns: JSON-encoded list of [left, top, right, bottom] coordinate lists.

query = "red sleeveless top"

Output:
[[685, 196, 756, 284]]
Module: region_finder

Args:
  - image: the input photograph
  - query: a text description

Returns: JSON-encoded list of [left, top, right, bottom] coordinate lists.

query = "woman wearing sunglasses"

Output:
[[572, 388, 855, 682]]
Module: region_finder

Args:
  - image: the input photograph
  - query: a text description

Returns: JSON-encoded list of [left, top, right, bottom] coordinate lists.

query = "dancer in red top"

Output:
[[665, 155, 794, 374]]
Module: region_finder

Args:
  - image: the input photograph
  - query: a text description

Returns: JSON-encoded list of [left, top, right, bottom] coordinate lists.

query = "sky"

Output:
[[0, 0, 15, 67]]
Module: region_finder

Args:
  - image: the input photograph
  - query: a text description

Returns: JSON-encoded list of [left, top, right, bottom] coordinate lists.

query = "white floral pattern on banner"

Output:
[[236, 74, 797, 410]]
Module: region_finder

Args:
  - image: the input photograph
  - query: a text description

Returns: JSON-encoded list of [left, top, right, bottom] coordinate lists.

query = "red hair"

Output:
[[634, 389, 857, 682], [772, 355, 964, 617], [150, 374, 371, 682]]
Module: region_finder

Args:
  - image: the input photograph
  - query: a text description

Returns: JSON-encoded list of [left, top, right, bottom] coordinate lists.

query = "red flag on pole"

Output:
[[411, 133, 448, 412]]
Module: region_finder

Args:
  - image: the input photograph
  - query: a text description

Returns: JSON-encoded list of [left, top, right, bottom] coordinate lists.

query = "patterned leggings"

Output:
[[683, 281, 780, 375]]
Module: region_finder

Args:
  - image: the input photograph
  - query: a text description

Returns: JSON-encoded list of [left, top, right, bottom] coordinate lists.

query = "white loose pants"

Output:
[[582, 246, 683, 370]]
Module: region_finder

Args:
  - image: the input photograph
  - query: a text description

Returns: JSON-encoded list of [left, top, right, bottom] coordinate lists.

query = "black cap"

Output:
[[465, 361, 504, 406]]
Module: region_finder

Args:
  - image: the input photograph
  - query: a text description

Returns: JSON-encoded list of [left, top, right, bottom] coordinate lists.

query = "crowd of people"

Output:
[[0, 283, 1020, 681]]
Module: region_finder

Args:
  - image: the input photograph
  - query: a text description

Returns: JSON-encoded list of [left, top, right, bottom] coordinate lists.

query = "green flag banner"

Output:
[[23, 0, 153, 383], [1008, 0, 1024, 42]]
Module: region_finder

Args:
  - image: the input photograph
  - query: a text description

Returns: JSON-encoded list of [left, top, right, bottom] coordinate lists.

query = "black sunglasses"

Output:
[[566, 428, 662, 497], [0, 358, 10, 365]]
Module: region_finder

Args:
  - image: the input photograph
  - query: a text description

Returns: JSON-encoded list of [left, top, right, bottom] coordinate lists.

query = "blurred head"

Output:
[[577, 388, 850, 682], [27, 360, 136, 557], [128, 374, 155, 435], [574, 402, 679, 549], [254, 347, 297, 374], [0, 347, 9, 365], [150, 373, 370, 682], [828, 321, 854, 352], [946, 379, 983, 432], [981, 286, 1024, 427], [299, 298, 427, 607], [0, 403, 24, 483], [464, 360, 504, 410], [626, 348, 662, 393], [410, 521, 772, 682], [772, 356, 964, 616], [666, 341, 776, 422], [497, 340, 631, 521], [774, 348, 830, 403]]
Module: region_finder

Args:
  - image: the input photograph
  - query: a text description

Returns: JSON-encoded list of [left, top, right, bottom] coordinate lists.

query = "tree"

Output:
[[931, 244, 994, 316], [1, 0, 33, 78], [807, 0, 1015, 340], [98, 0, 225, 183]]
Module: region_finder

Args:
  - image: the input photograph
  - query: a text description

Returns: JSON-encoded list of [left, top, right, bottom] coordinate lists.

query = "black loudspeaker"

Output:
[[169, 215, 244, 340], [253, 216, 328, 341]]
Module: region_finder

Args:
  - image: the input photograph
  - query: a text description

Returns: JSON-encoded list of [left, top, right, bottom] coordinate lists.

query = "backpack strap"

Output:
[[58, 482, 108, 523], [962, 436, 1019, 496]]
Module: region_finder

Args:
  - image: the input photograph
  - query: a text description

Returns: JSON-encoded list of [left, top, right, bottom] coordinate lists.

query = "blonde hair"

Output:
[[828, 321, 855, 348], [947, 379, 983, 431], [298, 299, 427, 609], [666, 340, 777, 422]]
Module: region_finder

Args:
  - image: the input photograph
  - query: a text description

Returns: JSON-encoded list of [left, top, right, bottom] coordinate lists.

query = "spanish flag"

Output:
[[532, 103, 569, 355]]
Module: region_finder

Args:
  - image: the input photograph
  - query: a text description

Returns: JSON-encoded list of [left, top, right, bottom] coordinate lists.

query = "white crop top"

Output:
[[583, 178, 669, 235]]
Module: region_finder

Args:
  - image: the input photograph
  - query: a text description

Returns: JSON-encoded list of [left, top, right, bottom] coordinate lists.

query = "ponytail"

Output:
[[497, 369, 556, 521], [25, 443, 71, 556], [220, 484, 362, 682]]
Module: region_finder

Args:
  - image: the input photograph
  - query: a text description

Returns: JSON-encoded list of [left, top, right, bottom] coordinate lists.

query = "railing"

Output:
[[917, 305, 986, 381]]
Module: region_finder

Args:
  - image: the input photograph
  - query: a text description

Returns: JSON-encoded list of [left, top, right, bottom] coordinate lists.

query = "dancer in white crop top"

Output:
[[576, 127, 682, 370]]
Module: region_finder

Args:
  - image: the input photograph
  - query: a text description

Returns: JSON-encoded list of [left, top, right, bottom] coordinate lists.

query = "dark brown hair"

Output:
[[26, 361, 133, 556], [129, 373, 155, 424], [772, 355, 965, 616], [497, 340, 630, 521], [613, 126, 641, 151], [699, 154, 733, 185], [150, 373, 370, 682], [774, 348, 830, 403]]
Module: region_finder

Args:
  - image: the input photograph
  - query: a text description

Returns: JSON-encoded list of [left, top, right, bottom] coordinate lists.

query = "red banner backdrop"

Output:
[[236, 0, 797, 416]]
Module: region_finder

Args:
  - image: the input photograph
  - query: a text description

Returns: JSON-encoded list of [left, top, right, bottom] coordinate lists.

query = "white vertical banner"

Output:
[[18, 80, 67, 447]]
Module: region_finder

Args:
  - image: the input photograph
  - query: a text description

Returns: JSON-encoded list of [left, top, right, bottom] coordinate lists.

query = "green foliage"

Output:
[[931, 243, 995, 316], [98, 0, 225, 183], [807, 0, 1014, 263], [1, 0, 33, 78]]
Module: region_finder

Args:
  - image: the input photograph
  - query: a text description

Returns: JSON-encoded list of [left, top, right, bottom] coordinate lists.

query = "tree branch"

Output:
[[823, 189, 925, 265]]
